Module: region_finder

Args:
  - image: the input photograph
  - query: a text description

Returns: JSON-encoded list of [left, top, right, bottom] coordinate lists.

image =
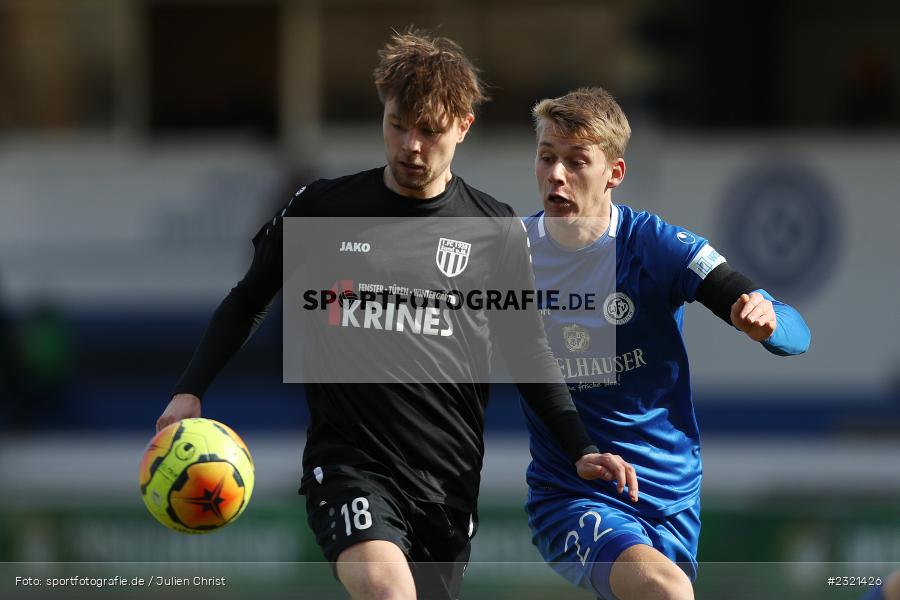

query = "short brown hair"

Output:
[[373, 28, 487, 124], [533, 87, 631, 161]]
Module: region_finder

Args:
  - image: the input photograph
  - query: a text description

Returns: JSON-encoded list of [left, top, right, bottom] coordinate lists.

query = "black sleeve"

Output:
[[171, 218, 284, 399], [491, 218, 599, 462], [516, 383, 600, 461], [695, 262, 759, 326]]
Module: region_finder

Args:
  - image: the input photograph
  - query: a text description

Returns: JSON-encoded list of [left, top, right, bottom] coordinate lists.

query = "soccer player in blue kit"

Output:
[[521, 87, 811, 600]]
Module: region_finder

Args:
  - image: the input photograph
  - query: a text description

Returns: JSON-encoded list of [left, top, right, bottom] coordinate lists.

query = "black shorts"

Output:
[[299, 464, 477, 600]]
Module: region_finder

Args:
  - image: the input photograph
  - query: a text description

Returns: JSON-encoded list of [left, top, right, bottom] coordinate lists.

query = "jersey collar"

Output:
[[538, 203, 620, 239]]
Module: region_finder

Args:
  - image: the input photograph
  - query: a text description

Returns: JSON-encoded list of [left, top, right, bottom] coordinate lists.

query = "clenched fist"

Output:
[[731, 292, 776, 342]]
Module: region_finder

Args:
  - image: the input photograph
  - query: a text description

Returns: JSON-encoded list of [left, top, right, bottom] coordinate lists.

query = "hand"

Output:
[[730, 292, 776, 342], [576, 452, 639, 502], [156, 393, 201, 432]]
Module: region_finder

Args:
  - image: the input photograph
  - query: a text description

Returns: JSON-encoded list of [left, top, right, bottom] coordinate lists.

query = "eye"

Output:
[[538, 155, 554, 164], [568, 159, 588, 169]]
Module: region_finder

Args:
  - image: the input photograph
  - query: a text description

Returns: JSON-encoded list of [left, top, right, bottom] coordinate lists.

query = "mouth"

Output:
[[546, 192, 573, 207], [399, 161, 426, 172]]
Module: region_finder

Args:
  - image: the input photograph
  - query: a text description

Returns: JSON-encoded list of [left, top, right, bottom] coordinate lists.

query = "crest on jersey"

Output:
[[563, 324, 590, 353], [436, 238, 471, 277], [603, 292, 635, 325]]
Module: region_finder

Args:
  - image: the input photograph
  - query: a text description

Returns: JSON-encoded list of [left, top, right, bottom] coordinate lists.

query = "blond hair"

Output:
[[533, 87, 631, 161], [373, 28, 487, 126]]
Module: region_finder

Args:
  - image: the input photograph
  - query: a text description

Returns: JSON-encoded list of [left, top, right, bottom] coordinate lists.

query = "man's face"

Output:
[[382, 97, 473, 197], [535, 122, 624, 219]]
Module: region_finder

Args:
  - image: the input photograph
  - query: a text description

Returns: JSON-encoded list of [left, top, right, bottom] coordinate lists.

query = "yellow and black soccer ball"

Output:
[[139, 418, 254, 534]]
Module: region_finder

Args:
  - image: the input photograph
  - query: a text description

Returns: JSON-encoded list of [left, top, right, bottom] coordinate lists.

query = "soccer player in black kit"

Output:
[[156, 30, 637, 600]]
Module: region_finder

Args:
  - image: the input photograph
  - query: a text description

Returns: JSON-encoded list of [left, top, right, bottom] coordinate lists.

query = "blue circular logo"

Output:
[[720, 161, 840, 301]]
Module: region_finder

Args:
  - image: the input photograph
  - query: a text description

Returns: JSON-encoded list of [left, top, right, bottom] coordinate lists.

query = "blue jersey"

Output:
[[522, 205, 726, 518]]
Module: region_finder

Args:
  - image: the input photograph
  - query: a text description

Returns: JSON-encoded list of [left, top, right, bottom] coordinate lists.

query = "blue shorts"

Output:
[[525, 487, 700, 600]]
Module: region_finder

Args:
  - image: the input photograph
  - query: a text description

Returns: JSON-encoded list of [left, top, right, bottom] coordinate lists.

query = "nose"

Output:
[[402, 131, 423, 154], [546, 159, 565, 184]]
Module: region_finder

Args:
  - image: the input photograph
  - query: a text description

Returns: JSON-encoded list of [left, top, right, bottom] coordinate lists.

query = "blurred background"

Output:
[[1, 0, 899, 598]]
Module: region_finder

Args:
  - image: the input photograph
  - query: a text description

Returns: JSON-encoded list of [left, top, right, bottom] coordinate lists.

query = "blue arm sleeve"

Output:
[[754, 289, 811, 356]]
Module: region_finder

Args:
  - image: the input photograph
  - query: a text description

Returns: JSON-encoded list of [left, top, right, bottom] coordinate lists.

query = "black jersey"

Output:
[[174, 167, 597, 511]]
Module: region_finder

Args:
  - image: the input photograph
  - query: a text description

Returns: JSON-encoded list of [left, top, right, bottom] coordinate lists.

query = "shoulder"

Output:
[[453, 176, 516, 217], [253, 169, 380, 244], [617, 205, 707, 256], [284, 168, 382, 217], [618, 205, 673, 241], [315, 168, 383, 194]]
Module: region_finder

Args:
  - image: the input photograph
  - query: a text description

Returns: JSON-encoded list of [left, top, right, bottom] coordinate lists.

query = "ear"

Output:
[[607, 158, 626, 190], [457, 114, 475, 143]]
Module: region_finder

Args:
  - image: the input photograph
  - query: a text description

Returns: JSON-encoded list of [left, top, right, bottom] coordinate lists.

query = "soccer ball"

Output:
[[139, 418, 254, 534]]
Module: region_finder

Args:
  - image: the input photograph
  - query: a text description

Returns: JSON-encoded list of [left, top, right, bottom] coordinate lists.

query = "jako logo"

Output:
[[340, 241, 371, 252]]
